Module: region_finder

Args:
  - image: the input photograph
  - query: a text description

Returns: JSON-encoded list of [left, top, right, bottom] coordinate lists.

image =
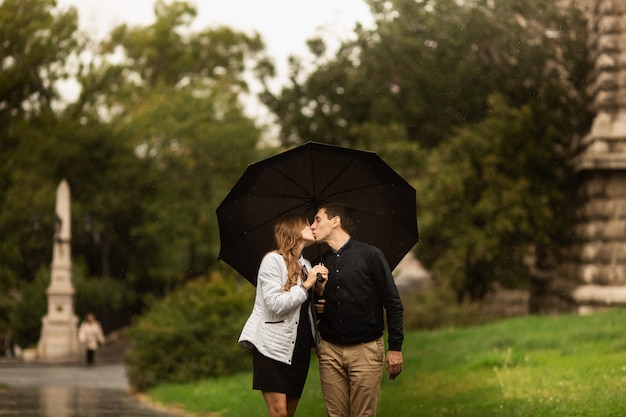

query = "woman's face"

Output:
[[300, 223, 315, 246]]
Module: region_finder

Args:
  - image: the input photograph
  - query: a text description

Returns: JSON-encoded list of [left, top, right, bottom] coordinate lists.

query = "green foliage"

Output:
[[73, 270, 137, 332], [416, 96, 576, 299], [103, 0, 267, 92], [267, 0, 591, 150], [0, 0, 79, 127], [147, 309, 626, 416], [96, 0, 269, 285], [0, 0, 80, 289], [112, 84, 262, 284], [10, 267, 49, 347], [125, 271, 255, 391]]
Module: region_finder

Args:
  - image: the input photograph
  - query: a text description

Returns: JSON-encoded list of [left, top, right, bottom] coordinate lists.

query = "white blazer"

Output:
[[238, 251, 316, 364]]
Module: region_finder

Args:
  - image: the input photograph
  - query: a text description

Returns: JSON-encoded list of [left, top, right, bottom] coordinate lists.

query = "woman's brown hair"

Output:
[[274, 213, 309, 290]]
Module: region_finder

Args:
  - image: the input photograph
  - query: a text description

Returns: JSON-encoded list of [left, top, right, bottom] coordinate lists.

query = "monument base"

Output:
[[37, 315, 80, 362]]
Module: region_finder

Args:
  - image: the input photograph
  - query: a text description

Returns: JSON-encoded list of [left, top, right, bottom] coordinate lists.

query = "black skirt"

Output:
[[252, 300, 314, 397]]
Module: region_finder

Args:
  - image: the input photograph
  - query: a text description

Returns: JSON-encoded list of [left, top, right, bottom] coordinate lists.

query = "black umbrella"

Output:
[[216, 141, 419, 285]]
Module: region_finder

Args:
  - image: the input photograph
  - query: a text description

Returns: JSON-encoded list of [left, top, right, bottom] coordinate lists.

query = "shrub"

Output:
[[125, 271, 254, 391], [401, 281, 486, 330]]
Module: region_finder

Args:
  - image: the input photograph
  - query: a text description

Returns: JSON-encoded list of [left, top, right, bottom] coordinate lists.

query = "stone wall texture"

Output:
[[530, 0, 626, 314]]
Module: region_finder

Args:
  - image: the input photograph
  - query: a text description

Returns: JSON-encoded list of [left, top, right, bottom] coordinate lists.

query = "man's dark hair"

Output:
[[320, 202, 353, 234]]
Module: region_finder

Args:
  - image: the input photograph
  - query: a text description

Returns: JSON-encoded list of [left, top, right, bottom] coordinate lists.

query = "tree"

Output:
[[97, 0, 272, 286], [264, 0, 590, 150], [0, 0, 79, 139], [113, 85, 263, 286], [0, 0, 80, 288], [99, 0, 271, 112], [416, 96, 578, 300]]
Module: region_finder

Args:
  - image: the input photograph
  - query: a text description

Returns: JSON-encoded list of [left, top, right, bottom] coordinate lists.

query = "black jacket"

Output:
[[317, 238, 404, 351]]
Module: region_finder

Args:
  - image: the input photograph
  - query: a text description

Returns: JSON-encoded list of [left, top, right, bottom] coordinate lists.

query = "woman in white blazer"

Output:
[[239, 213, 328, 417]]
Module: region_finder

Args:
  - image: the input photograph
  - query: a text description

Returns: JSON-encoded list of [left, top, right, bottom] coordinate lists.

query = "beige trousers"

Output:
[[317, 337, 384, 417]]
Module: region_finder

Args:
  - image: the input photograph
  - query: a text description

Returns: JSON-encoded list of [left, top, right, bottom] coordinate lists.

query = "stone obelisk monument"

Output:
[[37, 179, 79, 361]]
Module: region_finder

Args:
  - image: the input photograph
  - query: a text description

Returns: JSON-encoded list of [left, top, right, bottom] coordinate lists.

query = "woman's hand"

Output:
[[303, 264, 328, 290], [313, 264, 328, 294]]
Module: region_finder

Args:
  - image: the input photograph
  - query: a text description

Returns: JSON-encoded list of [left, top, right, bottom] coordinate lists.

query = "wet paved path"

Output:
[[0, 386, 176, 417], [0, 346, 180, 417]]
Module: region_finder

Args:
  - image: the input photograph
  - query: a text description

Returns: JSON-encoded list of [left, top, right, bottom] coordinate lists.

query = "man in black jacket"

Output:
[[311, 202, 404, 417]]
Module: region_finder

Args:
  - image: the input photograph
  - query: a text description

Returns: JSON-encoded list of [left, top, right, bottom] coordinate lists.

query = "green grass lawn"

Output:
[[147, 308, 626, 416]]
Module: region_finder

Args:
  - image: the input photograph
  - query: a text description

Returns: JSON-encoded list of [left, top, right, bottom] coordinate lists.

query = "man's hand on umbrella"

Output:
[[314, 298, 326, 315], [311, 264, 328, 315]]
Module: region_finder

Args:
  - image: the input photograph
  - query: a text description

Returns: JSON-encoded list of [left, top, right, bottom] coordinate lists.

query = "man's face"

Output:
[[311, 208, 334, 242]]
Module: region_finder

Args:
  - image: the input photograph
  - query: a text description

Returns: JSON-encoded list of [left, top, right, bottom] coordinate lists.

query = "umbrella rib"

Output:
[[312, 151, 412, 199], [316, 154, 359, 197], [321, 181, 413, 201], [265, 165, 314, 201]]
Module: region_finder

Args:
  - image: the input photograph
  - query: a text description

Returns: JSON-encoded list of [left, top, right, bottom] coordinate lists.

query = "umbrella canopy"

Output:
[[216, 141, 419, 285]]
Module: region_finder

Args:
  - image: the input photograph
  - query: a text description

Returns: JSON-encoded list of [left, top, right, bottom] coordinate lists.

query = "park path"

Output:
[[0, 339, 180, 417]]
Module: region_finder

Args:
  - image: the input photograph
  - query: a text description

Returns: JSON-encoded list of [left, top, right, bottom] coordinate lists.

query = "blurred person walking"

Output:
[[78, 313, 105, 366]]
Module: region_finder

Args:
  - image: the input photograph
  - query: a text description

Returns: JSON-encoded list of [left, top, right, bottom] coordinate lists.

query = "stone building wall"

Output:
[[530, 0, 626, 314]]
